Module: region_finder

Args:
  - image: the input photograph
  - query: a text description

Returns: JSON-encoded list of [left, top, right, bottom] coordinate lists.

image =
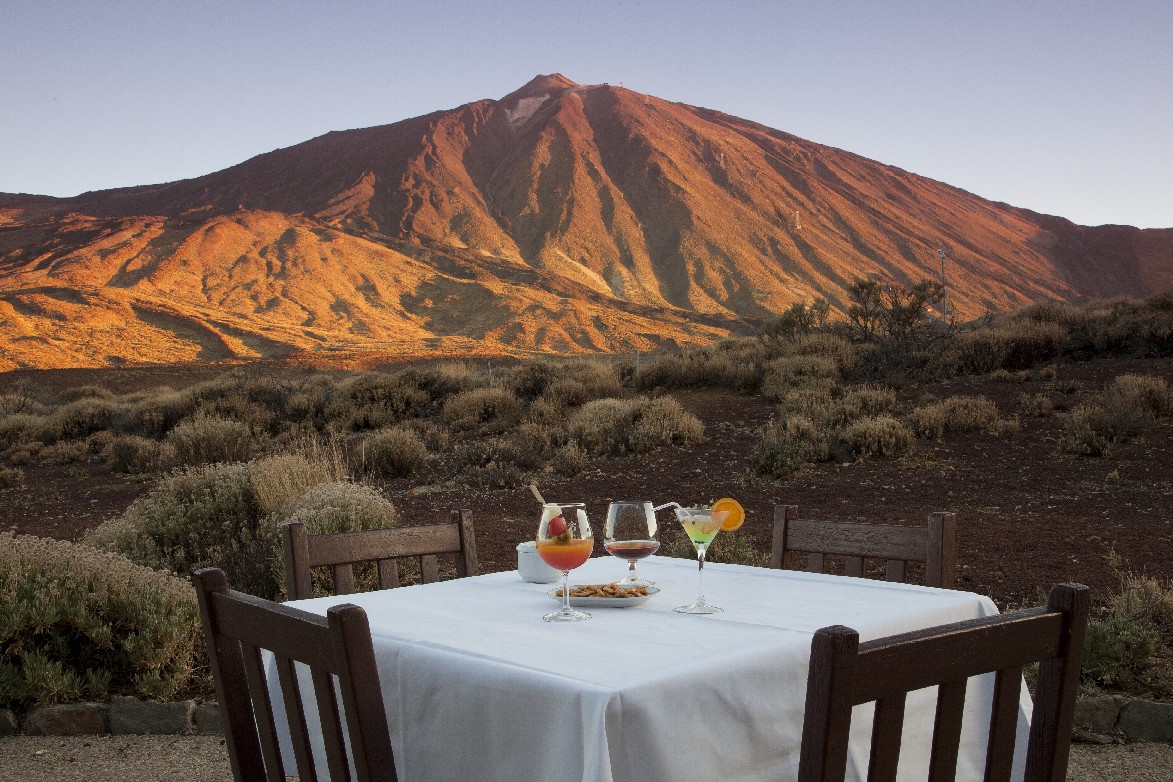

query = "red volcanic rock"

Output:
[[0, 75, 1169, 369]]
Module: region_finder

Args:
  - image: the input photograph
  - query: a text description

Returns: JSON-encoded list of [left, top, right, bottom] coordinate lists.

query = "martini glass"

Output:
[[604, 501, 659, 587], [537, 503, 594, 622], [673, 506, 728, 614]]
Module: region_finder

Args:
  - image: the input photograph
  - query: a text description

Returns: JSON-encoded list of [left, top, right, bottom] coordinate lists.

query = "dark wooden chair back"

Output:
[[281, 509, 478, 600], [799, 582, 1088, 782], [194, 567, 396, 782], [772, 505, 957, 588]]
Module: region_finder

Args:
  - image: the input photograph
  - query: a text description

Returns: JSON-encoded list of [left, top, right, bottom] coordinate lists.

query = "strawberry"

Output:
[[547, 516, 568, 538]]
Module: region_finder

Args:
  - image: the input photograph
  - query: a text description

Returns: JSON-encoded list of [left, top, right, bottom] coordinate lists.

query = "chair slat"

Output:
[[927, 679, 967, 782], [420, 554, 440, 583], [867, 694, 906, 782], [241, 641, 287, 782], [985, 667, 1023, 782], [311, 668, 352, 782], [789, 518, 927, 560], [377, 558, 400, 589], [884, 559, 906, 582], [332, 564, 355, 595], [306, 524, 463, 568], [844, 556, 864, 578], [275, 654, 318, 782]]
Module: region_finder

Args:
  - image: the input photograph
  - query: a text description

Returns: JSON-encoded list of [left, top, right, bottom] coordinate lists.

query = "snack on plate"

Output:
[[555, 583, 650, 598]]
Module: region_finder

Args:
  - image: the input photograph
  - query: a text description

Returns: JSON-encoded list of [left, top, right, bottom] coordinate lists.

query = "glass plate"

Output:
[[547, 585, 660, 608]]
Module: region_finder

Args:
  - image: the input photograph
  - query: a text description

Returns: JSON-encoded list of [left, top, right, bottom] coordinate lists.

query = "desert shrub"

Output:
[[1083, 572, 1173, 694], [166, 414, 255, 466], [568, 397, 704, 456], [104, 435, 172, 475], [509, 361, 558, 401], [453, 438, 529, 489], [118, 389, 196, 438], [1065, 296, 1173, 358], [787, 333, 858, 375], [442, 387, 523, 434], [273, 482, 400, 598], [194, 393, 278, 436], [760, 355, 841, 400], [47, 398, 121, 442], [0, 533, 201, 708], [839, 416, 915, 461], [634, 344, 766, 392], [284, 384, 330, 429], [1106, 374, 1171, 416], [57, 384, 115, 402], [0, 466, 24, 490], [86, 462, 275, 598], [1061, 404, 1117, 457], [748, 415, 831, 478], [327, 372, 431, 431], [359, 426, 428, 479], [551, 442, 589, 477], [1016, 393, 1055, 418], [399, 419, 450, 453], [249, 443, 348, 517], [660, 528, 769, 567], [506, 422, 557, 470], [37, 440, 87, 465], [0, 394, 47, 417], [908, 395, 1001, 439]]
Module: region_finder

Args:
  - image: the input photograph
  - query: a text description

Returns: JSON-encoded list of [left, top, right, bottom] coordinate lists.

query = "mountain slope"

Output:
[[1, 74, 1170, 370]]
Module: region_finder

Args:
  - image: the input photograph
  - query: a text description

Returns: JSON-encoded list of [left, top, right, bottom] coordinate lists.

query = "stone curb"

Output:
[[3, 696, 1171, 742], [1073, 696, 1173, 744], [0, 700, 221, 737]]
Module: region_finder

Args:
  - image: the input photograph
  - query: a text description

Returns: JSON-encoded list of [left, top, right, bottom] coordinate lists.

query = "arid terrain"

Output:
[[3, 75, 1171, 371], [3, 352, 1170, 610]]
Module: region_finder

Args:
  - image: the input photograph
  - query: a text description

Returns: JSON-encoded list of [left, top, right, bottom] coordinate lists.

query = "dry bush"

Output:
[[634, 344, 765, 392], [46, 398, 121, 442], [786, 333, 858, 375], [273, 482, 400, 598], [453, 438, 530, 489], [760, 355, 841, 400], [567, 396, 704, 456], [250, 443, 348, 517], [1061, 375, 1169, 457], [551, 442, 589, 476], [508, 361, 558, 402], [0, 394, 47, 417], [1107, 374, 1171, 416], [1016, 393, 1055, 418], [327, 372, 431, 431], [398, 419, 450, 453], [359, 426, 429, 479], [1083, 567, 1173, 694], [0, 533, 202, 709], [748, 414, 832, 478], [104, 435, 173, 475], [0, 466, 24, 490], [194, 393, 278, 437], [0, 413, 47, 450], [37, 440, 87, 465], [57, 384, 115, 402], [839, 416, 915, 461], [86, 462, 275, 598], [908, 395, 1001, 439], [442, 387, 523, 435], [118, 389, 197, 439], [166, 413, 254, 466]]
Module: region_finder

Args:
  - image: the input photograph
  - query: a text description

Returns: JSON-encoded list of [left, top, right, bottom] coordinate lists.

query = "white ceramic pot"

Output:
[[517, 541, 562, 583]]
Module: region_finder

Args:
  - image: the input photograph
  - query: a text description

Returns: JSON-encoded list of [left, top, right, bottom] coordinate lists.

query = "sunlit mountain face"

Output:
[[1, 74, 1169, 370]]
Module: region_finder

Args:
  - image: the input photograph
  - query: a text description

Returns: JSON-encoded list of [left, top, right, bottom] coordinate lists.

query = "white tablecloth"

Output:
[[275, 555, 1030, 782]]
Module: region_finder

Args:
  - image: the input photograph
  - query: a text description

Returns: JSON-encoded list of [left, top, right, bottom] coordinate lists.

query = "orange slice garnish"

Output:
[[713, 498, 745, 531]]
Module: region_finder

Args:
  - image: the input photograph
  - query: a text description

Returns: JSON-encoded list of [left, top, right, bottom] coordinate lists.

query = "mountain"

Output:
[[1, 74, 1170, 370]]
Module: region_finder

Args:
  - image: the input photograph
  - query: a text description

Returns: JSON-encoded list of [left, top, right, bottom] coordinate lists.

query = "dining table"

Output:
[[270, 554, 1031, 782]]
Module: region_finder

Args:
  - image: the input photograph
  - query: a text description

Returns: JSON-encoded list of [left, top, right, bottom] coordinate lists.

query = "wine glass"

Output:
[[604, 501, 659, 586], [673, 506, 727, 614], [537, 502, 594, 622]]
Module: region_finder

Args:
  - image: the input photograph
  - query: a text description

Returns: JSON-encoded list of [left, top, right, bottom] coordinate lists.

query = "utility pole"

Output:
[[937, 248, 949, 324]]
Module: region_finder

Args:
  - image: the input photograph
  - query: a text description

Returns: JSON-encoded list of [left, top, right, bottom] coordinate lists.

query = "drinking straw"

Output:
[[653, 502, 680, 511], [529, 483, 547, 505]]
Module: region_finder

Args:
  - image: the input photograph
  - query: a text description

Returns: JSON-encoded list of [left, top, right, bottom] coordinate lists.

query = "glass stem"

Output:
[[628, 561, 638, 578], [561, 570, 571, 614], [697, 545, 707, 605]]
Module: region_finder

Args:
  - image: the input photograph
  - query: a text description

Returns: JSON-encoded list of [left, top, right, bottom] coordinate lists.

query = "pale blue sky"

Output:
[[2, 0, 1170, 228]]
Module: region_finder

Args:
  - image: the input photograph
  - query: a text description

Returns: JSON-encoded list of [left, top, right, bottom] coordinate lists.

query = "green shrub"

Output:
[[840, 416, 915, 461], [327, 372, 431, 431], [360, 426, 429, 478], [273, 482, 400, 598], [0, 533, 201, 708], [85, 462, 274, 598], [442, 387, 523, 434], [568, 397, 704, 456], [166, 414, 255, 465]]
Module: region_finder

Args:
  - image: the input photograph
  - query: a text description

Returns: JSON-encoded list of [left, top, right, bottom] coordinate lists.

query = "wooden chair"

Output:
[[799, 582, 1089, 782], [194, 567, 397, 782], [281, 509, 478, 600], [772, 505, 957, 588]]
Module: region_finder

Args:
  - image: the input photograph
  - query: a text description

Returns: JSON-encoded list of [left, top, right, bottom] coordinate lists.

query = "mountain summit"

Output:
[[1, 76, 1170, 369]]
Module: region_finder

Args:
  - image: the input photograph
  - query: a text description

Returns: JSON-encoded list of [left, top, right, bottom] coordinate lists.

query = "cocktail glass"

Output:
[[537, 503, 594, 622], [604, 501, 659, 586], [673, 506, 727, 614]]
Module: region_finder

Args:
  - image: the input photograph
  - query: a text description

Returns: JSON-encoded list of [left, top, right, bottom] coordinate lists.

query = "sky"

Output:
[[2, 0, 1170, 229]]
